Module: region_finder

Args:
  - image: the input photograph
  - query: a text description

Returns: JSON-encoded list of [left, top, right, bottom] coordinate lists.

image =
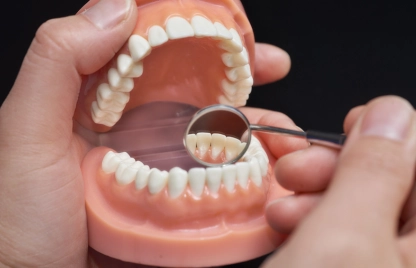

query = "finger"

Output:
[[343, 105, 365, 134], [1, 0, 137, 142], [398, 215, 416, 266], [253, 43, 291, 86], [266, 193, 322, 233]]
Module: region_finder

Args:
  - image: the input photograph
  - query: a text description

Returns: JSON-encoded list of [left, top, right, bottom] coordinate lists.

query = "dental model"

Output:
[[74, 0, 291, 266]]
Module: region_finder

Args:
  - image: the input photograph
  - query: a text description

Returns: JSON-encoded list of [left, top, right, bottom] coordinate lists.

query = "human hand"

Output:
[[263, 96, 416, 267]]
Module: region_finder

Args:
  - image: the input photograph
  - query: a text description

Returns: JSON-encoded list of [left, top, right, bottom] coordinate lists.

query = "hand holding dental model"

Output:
[[1, 0, 416, 267]]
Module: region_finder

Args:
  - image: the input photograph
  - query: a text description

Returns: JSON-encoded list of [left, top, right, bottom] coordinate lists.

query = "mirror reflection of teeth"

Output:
[[90, 15, 253, 127], [101, 135, 268, 198]]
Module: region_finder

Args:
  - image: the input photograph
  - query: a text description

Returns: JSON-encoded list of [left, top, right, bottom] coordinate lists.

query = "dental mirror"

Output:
[[184, 104, 346, 167]]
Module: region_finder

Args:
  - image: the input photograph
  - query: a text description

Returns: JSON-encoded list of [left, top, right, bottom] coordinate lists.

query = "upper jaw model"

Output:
[[73, 0, 291, 266]]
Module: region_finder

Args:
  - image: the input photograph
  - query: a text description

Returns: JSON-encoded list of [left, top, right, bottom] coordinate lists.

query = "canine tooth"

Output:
[[188, 168, 206, 197], [148, 169, 169, 194], [166, 16, 194, 39], [91, 101, 122, 127], [213, 22, 232, 40], [225, 64, 251, 82], [222, 165, 236, 193], [206, 167, 222, 194], [196, 132, 212, 157], [125, 62, 143, 78], [225, 137, 242, 161], [116, 160, 142, 185], [218, 28, 243, 53], [210, 133, 226, 159], [117, 54, 133, 76], [249, 157, 262, 187], [128, 35, 151, 62], [186, 134, 197, 154], [191, 15, 216, 37], [108, 68, 134, 92], [135, 165, 150, 190], [221, 47, 249, 67], [148, 25, 168, 47], [96, 83, 130, 111], [235, 162, 250, 189], [168, 167, 188, 198], [101, 151, 131, 173]]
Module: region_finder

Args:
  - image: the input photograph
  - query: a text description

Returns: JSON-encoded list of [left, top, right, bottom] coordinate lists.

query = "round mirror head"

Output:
[[184, 104, 251, 167]]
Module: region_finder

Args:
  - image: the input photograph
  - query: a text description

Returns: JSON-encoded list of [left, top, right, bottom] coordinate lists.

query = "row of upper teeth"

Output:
[[101, 135, 269, 198], [91, 15, 254, 127]]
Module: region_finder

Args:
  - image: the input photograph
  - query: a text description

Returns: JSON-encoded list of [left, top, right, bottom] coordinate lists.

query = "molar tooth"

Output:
[[128, 35, 151, 62], [221, 47, 249, 67], [206, 167, 222, 194], [135, 165, 150, 190], [218, 95, 234, 106], [188, 168, 206, 197], [186, 134, 197, 154], [196, 132, 212, 157], [222, 165, 236, 193], [213, 22, 232, 40], [225, 64, 251, 82], [225, 136, 242, 161], [256, 154, 269, 177], [191, 15, 217, 37], [167, 167, 188, 198], [96, 83, 130, 111], [116, 160, 143, 185], [249, 158, 262, 187], [148, 169, 168, 194], [91, 101, 122, 127], [101, 151, 131, 173], [125, 62, 143, 78], [210, 133, 226, 159], [166, 16, 194, 39], [148, 25, 169, 47], [234, 97, 248, 107], [117, 54, 133, 76], [108, 68, 134, 92], [218, 28, 243, 53], [235, 162, 250, 189]]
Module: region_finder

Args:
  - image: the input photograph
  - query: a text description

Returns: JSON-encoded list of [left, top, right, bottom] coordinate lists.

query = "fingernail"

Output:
[[83, 0, 131, 30], [361, 97, 414, 142]]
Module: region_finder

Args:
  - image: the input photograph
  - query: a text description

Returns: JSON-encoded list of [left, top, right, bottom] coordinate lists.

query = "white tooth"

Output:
[[116, 160, 142, 185], [148, 169, 168, 194], [108, 68, 134, 92], [166, 16, 194, 39], [206, 167, 222, 194], [222, 77, 253, 98], [128, 35, 151, 62], [91, 101, 122, 127], [196, 132, 212, 157], [188, 168, 206, 197], [115, 158, 135, 179], [225, 136, 242, 161], [210, 133, 226, 159], [125, 61, 143, 78], [117, 54, 134, 76], [148, 25, 169, 47], [135, 165, 150, 190], [221, 47, 249, 67], [102, 151, 131, 173], [96, 83, 130, 112], [234, 98, 247, 107], [167, 167, 188, 198], [249, 157, 262, 187], [235, 162, 250, 189], [218, 95, 234, 106], [222, 165, 236, 193], [218, 28, 243, 53], [186, 134, 197, 154], [225, 64, 251, 82], [256, 154, 269, 177], [213, 22, 232, 40], [191, 15, 217, 37]]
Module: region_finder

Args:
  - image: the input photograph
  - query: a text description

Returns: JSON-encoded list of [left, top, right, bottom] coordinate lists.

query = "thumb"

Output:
[[1, 0, 137, 140]]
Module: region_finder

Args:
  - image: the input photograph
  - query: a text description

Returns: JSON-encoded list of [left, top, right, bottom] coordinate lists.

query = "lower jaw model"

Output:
[[74, 0, 291, 266]]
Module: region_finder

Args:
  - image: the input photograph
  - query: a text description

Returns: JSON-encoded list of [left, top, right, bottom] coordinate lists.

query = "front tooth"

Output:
[[225, 136, 242, 161], [196, 132, 212, 157], [235, 162, 250, 189], [116, 160, 143, 185], [206, 167, 222, 194], [191, 15, 217, 37], [221, 47, 249, 67], [125, 61, 143, 78], [218, 28, 243, 53], [188, 168, 206, 197], [135, 165, 150, 190], [249, 157, 262, 187], [108, 68, 134, 92], [213, 22, 232, 40], [128, 34, 151, 62], [222, 165, 236, 193], [117, 54, 133, 76], [166, 16, 194, 39], [148, 169, 168, 194], [225, 64, 251, 82], [102, 151, 131, 173], [91, 101, 122, 127], [210, 133, 226, 159], [148, 25, 169, 47], [168, 167, 188, 198], [186, 134, 197, 154]]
